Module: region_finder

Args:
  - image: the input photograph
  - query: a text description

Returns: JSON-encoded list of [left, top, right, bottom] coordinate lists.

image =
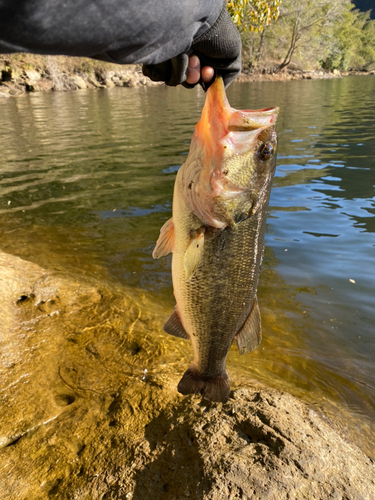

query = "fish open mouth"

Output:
[[195, 77, 278, 145], [179, 76, 279, 228], [228, 107, 279, 131]]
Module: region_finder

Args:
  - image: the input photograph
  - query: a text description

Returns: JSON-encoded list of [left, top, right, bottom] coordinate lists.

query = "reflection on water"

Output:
[[0, 77, 374, 456]]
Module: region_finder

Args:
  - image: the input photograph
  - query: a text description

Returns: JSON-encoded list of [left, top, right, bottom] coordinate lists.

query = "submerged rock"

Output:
[[0, 251, 373, 500]]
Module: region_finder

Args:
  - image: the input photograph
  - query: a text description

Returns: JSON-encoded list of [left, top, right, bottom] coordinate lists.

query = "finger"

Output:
[[201, 66, 215, 83], [186, 55, 200, 85]]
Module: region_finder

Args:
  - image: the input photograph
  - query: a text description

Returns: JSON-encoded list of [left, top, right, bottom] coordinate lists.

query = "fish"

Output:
[[153, 77, 278, 403]]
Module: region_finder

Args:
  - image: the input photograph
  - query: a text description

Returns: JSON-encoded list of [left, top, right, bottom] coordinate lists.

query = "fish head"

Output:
[[181, 77, 279, 228]]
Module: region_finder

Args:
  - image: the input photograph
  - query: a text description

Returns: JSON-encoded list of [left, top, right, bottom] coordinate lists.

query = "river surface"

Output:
[[1, 76, 374, 455]]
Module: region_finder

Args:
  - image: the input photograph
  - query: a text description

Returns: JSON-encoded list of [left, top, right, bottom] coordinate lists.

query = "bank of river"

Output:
[[1, 74, 374, 497], [1, 54, 374, 97]]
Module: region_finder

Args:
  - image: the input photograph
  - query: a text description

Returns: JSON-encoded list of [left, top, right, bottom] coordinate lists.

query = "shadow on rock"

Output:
[[127, 389, 375, 500], [131, 399, 212, 500]]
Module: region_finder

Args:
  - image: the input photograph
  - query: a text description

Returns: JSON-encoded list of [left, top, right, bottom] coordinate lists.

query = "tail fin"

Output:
[[177, 365, 230, 403]]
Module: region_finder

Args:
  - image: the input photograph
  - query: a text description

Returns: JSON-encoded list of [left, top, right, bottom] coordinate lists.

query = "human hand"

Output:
[[185, 55, 215, 87], [142, 3, 241, 90]]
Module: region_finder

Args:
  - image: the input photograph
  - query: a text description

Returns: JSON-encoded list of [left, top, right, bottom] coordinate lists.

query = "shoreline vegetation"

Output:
[[0, 54, 374, 98]]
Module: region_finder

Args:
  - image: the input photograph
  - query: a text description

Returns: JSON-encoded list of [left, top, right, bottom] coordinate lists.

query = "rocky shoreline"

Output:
[[238, 67, 375, 82], [0, 56, 159, 97], [1, 55, 374, 97], [0, 249, 374, 499]]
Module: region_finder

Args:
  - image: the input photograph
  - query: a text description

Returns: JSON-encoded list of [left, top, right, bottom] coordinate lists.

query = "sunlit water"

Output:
[[1, 76, 374, 455]]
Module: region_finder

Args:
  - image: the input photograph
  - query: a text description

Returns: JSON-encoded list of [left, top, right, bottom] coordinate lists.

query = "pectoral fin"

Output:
[[163, 309, 189, 340], [153, 218, 174, 259], [235, 296, 262, 355], [184, 230, 204, 281]]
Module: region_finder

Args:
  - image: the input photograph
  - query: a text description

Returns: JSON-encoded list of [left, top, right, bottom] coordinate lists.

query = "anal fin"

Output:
[[235, 295, 262, 355], [153, 218, 174, 259], [163, 309, 189, 340]]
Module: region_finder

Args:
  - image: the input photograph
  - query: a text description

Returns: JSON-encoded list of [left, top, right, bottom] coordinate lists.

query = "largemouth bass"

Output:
[[153, 77, 278, 403]]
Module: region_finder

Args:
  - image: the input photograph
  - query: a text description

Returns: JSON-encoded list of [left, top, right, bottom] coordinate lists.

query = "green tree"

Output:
[[274, 0, 348, 71], [322, 6, 375, 70]]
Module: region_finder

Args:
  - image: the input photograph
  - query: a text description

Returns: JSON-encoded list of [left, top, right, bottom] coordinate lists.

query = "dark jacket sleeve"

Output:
[[0, 0, 223, 65]]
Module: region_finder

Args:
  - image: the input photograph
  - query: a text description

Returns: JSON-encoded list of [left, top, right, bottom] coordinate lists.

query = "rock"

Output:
[[0, 250, 177, 500], [87, 76, 105, 88], [25, 78, 54, 92], [68, 75, 87, 90], [123, 390, 375, 500], [35, 79, 54, 92], [104, 78, 115, 88], [24, 69, 42, 83], [24, 80, 37, 91], [0, 250, 373, 500], [0, 81, 25, 95], [24, 70, 53, 92], [105, 71, 116, 79], [123, 76, 137, 87]]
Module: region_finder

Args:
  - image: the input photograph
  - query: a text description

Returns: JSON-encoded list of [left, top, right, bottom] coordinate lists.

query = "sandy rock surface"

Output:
[[0, 251, 374, 500]]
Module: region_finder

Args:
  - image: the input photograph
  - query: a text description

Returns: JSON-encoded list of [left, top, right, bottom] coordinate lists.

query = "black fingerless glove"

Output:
[[142, 2, 241, 89]]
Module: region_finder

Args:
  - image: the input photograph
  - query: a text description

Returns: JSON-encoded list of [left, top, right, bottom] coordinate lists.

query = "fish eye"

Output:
[[259, 142, 274, 161]]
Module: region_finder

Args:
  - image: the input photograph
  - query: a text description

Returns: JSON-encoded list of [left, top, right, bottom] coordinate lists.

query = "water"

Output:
[[1, 76, 374, 455]]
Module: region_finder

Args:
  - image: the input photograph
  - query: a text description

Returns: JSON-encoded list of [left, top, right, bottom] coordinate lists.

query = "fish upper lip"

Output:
[[241, 106, 279, 114], [228, 107, 279, 131]]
